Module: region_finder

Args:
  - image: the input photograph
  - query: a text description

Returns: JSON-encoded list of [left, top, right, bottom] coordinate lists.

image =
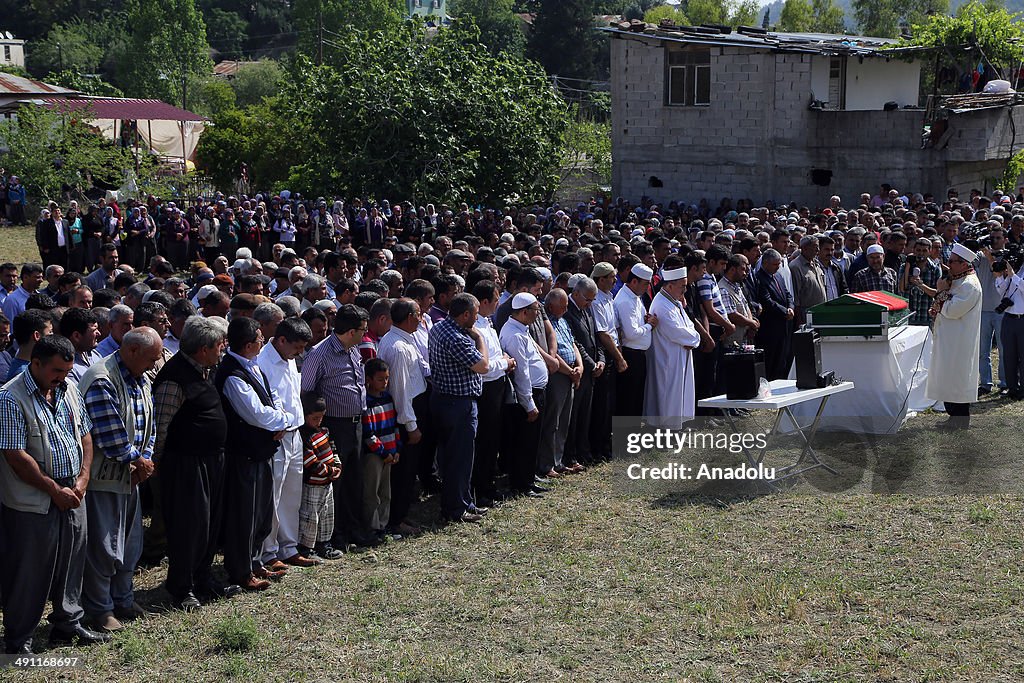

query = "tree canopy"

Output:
[[197, 21, 571, 203], [903, 0, 1024, 70]]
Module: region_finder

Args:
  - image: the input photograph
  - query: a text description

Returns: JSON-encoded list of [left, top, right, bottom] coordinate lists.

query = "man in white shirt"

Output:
[[590, 263, 624, 462], [995, 262, 1024, 399], [613, 262, 657, 417], [377, 298, 429, 535], [499, 293, 548, 497], [470, 281, 513, 506], [257, 317, 317, 569]]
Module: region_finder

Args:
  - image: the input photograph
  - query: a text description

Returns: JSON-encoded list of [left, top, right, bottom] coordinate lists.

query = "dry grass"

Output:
[[0, 226, 41, 268], [18, 405, 1024, 682]]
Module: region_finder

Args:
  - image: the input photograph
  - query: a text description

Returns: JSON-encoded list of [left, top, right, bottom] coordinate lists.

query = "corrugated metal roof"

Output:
[[0, 73, 76, 96], [35, 97, 206, 121]]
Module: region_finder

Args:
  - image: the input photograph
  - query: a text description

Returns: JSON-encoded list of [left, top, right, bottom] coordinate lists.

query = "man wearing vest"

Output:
[[79, 328, 163, 633], [0, 335, 109, 653], [153, 315, 235, 611], [216, 317, 291, 592]]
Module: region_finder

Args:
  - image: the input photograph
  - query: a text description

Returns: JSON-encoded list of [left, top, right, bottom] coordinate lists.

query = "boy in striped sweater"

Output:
[[298, 392, 344, 560], [362, 358, 400, 542]]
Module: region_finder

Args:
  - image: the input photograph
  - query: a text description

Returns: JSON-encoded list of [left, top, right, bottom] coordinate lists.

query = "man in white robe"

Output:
[[926, 242, 983, 429], [644, 267, 700, 429]]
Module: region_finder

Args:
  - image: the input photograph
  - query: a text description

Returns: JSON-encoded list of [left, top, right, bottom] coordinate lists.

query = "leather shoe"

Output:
[[282, 553, 319, 567], [240, 574, 271, 591], [172, 593, 202, 612], [467, 504, 489, 515], [312, 543, 344, 560], [49, 624, 112, 646], [352, 534, 385, 548], [522, 489, 545, 498], [544, 469, 564, 479], [114, 602, 150, 621], [254, 566, 286, 581], [90, 611, 124, 633], [530, 484, 550, 494], [265, 559, 290, 572], [5, 640, 32, 654], [455, 511, 483, 523], [196, 582, 242, 601]]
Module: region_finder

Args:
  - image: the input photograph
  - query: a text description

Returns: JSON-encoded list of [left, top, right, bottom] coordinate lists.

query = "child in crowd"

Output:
[[362, 358, 400, 542], [298, 392, 344, 561]]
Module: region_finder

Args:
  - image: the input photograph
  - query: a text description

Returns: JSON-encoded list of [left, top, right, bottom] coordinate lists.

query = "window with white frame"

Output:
[[667, 47, 711, 106]]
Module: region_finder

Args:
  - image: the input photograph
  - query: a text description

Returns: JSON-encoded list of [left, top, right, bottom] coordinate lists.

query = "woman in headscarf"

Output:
[[166, 208, 190, 269], [124, 206, 147, 270], [67, 206, 84, 273]]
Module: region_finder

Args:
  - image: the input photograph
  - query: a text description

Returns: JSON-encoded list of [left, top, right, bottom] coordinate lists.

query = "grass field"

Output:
[[0, 226, 41, 268], [15, 397, 1024, 683], [2, 228, 1022, 682]]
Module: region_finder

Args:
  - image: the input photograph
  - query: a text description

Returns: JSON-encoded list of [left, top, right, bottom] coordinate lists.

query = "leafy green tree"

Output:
[[645, 5, 689, 24], [854, 0, 948, 38], [206, 8, 249, 60], [528, 0, 598, 81], [779, 0, 814, 30], [26, 20, 104, 77], [186, 74, 237, 118], [683, 0, 760, 26], [293, 0, 405, 63], [45, 70, 125, 97], [230, 59, 286, 107], [118, 0, 213, 104], [0, 105, 153, 202], [779, 0, 844, 32], [449, 0, 526, 57], [900, 0, 1024, 74], [812, 0, 846, 33], [199, 21, 570, 202]]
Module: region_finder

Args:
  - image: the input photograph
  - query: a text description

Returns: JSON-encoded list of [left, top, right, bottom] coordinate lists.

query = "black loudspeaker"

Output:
[[794, 327, 824, 389], [723, 349, 765, 400]]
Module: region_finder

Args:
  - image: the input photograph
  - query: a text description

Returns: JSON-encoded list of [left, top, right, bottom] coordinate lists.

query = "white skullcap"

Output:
[[536, 267, 552, 281], [952, 243, 977, 262], [631, 263, 654, 280], [661, 267, 687, 282], [567, 273, 585, 290], [866, 244, 885, 256], [197, 284, 218, 302], [512, 292, 538, 310], [500, 233, 515, 243]]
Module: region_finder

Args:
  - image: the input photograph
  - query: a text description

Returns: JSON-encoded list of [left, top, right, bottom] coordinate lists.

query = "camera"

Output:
[[996, 296, 1014, 314], [992, 249, 1010, 273]]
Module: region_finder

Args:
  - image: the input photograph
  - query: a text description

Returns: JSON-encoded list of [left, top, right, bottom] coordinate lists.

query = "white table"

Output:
[[698, 379, 855, 486], [787, 325, 934, 434]]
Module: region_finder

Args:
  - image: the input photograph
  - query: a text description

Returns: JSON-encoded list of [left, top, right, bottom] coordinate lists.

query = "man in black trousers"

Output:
[[754, 249, 796, 380], [153, 315, 238, 611], [215, 317, 291, 591]]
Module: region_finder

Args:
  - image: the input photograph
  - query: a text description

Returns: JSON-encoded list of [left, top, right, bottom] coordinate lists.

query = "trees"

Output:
[[26, 20, 104, 76], [293, 0, 405, 63], [853, 0, 949, 38], [528, 0, 598, 82], [229, 59, 286, 107], [778, 0, 845, 32], [645, 5, 690, 24], [903, 1, 1024, 75], [0, 105, 155, 202], [117, 0, 213, 104], [675, 0, 760, 27], [449, 0, 526, 57], [198, 21, 571, 203]]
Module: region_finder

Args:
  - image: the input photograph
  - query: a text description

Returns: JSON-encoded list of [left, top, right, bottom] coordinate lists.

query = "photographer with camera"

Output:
[[977, 225, 1009, 396], [994, 258, 1024, 399], [901, 237, 942, 326]]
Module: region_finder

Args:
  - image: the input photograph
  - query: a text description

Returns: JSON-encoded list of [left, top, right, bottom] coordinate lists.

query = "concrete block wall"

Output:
[[610, 33, 1024, 207]]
